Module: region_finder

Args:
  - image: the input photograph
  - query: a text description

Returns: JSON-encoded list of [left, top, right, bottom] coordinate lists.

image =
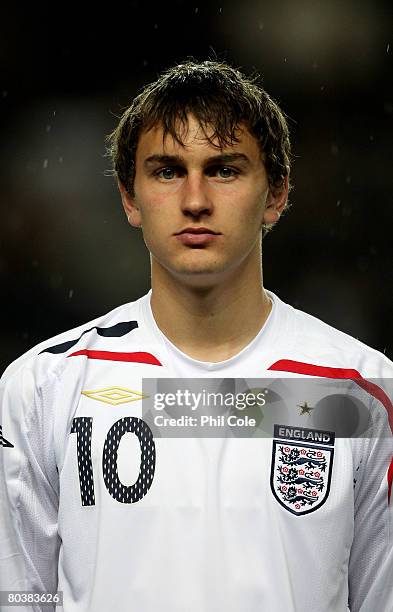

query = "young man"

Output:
[[0, 60, 392, 611]]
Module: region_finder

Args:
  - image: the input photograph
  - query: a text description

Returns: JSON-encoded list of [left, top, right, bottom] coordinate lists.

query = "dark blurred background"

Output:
[[1, 0, 392, 373]]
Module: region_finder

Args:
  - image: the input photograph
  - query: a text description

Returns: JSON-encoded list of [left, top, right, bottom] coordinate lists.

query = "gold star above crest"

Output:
[[297, 401, 313, 416]]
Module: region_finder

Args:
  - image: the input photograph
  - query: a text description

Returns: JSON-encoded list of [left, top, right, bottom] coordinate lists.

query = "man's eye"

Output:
[[156, 167, 177, 180], [210, 166, 239, 179], [219, 167, 235, 178]]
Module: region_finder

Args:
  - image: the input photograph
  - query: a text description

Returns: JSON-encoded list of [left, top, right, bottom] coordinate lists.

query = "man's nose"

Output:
[[180, 173, 213, 217]]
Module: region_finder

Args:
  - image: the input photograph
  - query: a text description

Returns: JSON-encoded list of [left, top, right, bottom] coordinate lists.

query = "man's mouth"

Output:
[[175, 227, 220, 235], [174, 227, 221, 246]]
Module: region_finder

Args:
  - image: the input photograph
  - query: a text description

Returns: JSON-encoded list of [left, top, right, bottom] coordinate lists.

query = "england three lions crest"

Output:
[[270, 424, 335, 516]]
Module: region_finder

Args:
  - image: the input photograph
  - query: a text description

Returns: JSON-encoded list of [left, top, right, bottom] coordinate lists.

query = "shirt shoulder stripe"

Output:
[[268, 359, 393, 434], [67, 350, 162, 366], [39, 320, 139, 355], [387, 457, 393, 506]]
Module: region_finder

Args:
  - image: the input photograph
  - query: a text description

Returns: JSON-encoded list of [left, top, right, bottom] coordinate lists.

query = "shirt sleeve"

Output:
[[348, 391, 393, 611], [0, 361, 61, 612]]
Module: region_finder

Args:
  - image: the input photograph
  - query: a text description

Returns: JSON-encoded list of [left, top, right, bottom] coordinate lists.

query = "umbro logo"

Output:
[[81, 386, 148, 406]]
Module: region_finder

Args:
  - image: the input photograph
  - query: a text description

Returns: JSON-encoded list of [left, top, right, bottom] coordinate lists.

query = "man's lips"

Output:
[[174, 227, 221, 246], [175, 227, 220, 235]]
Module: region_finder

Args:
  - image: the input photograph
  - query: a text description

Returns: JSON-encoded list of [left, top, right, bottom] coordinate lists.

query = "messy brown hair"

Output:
[[105, 59, 291, 207]]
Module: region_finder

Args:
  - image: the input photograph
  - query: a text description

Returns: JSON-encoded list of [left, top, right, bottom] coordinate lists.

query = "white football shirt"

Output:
[[1, 290, 392, 611]]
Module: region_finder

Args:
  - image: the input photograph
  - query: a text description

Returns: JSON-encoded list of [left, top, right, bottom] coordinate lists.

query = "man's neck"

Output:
[[149, 259, 272, 363]]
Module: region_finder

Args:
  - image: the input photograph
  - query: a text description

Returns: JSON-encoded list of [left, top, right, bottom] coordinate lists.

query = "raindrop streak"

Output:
[[43, 159, 49, 169]]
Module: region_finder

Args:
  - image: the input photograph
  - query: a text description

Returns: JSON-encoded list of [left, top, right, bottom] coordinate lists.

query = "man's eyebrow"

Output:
[[204, 153, 251, 165], [144, 154, 185, 168], [143, 153, 251, 168]]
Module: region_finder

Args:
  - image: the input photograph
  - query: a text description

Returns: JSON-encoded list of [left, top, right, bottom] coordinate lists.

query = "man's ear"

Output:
[[117, 178, 142, 228], [262, 174, 289, 226]]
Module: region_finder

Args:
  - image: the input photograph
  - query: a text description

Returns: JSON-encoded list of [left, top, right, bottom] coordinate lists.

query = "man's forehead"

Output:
[[138, 116, 258, 156]]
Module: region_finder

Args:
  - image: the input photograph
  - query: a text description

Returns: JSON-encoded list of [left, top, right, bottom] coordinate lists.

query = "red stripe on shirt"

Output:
[[268, 359, 362, 379], [67, 350, 162, 366], [268, 359, 393, 434], [388, 458, 393, 506]]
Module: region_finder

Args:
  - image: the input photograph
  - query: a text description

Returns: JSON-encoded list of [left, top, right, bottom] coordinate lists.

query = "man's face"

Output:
[[119, 115, 287, 287]]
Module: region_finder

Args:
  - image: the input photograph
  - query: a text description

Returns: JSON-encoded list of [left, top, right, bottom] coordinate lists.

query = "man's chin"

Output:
[[150, 251, 245, 286], [153, 259, 227, 287], [174, 261, 252, 291], [171, 266, 225, 284]]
